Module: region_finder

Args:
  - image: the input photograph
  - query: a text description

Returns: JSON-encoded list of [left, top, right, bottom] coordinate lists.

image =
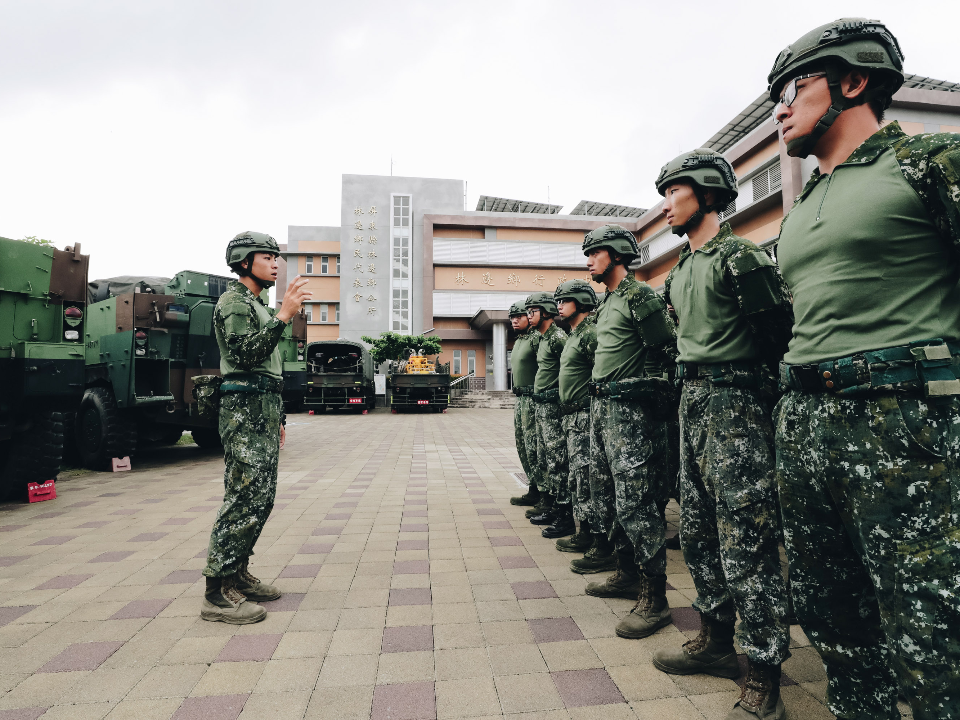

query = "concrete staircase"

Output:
[[449, 390, 516, 409]]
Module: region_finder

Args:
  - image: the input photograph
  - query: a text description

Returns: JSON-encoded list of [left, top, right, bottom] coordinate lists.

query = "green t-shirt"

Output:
[[592, 275, 677, 383], [534, 323, 567, 394], [510, 331, 540, 388], [215, 280, 287, 380], [778, 122, 960, 365], [559, 315, 597, 404]]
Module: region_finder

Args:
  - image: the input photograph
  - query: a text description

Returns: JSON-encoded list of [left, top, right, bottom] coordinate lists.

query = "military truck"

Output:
[[387, 351, 450, 413], [273, 309, 308, 413], [0, 238, 89, 498], [75, 270, 232, 468], [303, 340, 375, 413]]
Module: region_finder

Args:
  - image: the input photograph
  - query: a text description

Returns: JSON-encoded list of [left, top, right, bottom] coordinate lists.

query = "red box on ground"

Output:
[[112, 457, 131, 472], [27, 481, 56, 503]]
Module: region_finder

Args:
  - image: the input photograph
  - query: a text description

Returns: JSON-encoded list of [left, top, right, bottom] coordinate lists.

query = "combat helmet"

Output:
[[554, 279, 598, 311], [655, 149, 738, 236], [225, 231, 281, 287], [767, 18, 905, 158], [508, 301, 527, 317], [524, 291, 559, 319], [581, 224, 640, 260]]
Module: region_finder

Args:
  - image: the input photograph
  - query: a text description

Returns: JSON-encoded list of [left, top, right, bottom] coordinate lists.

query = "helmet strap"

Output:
[[241, 252, 277, 289], [671, 186, 716, 237]]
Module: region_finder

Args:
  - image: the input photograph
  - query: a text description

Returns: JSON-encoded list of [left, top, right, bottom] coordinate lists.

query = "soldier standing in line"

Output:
[[525, 292, 572, 538], [769, 18, 960, 720], [651, 150, 794, 720], [201, 232, 312, 624], [581, 225, 678, 639], [508, 301, 545, 508]]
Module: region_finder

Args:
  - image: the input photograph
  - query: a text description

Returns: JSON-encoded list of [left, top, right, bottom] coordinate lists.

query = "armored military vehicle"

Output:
[[0, 238, 89, 498], [387, 351, 450, 413], [273, 309, 308, 413], [303, 340, 375, 413], [75, 270, 231, 468]]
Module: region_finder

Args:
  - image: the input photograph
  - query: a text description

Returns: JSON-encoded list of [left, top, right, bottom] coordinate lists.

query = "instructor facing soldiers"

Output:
[[654, 149, 794, 720], [770, 18, 960, 719], [201, 231, 311, 624]]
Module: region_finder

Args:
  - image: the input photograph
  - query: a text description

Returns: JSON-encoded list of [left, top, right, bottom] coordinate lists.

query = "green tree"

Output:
[[20, 235, 53, 246], [360, 331, 442, 366]]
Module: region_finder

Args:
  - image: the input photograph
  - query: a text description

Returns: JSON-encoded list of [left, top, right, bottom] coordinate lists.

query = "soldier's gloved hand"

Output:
[[280, 423, 286, 450], [277, 276, 312, 322]]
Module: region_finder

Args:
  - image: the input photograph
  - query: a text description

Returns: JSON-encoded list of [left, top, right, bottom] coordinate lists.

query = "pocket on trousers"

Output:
[[722, 483, 772, 513], [893, 395, 958, 460], [895, 527, 960, 664]]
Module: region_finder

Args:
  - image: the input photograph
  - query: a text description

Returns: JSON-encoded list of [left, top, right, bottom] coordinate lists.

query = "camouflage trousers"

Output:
[[776, 392, 960, 720], [679, 382, 789, 665], [514, 396, 542, 492], [203, 391, 282, 578], [562, 409, 593, 523], [590, 395, 669, 574], [535, 400, 569, 504]]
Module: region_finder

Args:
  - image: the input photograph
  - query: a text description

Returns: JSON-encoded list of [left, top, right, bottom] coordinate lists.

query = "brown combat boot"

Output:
[[585, 551, 642, 599], [235, 559, 282, 602], [201, 575, 267, 624], [556, 519, 593, 553], [510, 484, 541, 506], [616, 573, 672, 639], [726, 660, 785, 720], [653, 611, 739, 678]]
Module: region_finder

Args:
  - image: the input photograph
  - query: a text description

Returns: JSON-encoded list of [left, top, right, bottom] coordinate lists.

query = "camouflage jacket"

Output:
[[664, 223, 793, 365], [215, 280, 287, 379]]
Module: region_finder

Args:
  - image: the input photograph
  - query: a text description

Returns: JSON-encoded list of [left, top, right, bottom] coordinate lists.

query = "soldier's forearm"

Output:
[[225, 319, 286, 370]]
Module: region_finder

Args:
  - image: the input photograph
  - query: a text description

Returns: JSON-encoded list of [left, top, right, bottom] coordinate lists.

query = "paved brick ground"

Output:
[[0, 409, 914, 719]]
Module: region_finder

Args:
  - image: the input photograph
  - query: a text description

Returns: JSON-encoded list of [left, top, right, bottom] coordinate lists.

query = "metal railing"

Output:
[[449, 372, 476, 400]]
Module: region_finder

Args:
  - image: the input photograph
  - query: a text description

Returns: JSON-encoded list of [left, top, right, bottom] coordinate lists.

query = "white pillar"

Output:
[[492, 322, 507, 392]]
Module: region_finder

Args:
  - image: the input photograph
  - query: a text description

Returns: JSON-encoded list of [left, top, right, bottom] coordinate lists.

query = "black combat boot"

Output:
[[556, 519, 592, 552], [542, 506, 575, 539], [585, 549, 642, 598], [615, 572, 672, 639], [200, 575, 267, 625], [529, 496, 556, 525], [653, 610, 739, 678], [726, 660, 785, 719], [510, 481, 541, 506], [235, 559, 282, 602], [526, 493, 553, 519], [570, 533, 617, 573]]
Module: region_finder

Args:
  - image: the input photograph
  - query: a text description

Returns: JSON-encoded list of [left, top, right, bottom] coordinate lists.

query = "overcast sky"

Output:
[[2, 0, 959, 284]]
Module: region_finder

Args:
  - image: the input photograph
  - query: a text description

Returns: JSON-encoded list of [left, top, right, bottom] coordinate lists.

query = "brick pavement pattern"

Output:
[[0, 409, 914, 719]]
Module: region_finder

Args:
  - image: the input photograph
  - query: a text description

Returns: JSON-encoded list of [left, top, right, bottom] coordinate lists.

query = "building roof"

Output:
[[702, 73, 960, 154], [569, 200, 647, 218], [475, 195, 563, 214]]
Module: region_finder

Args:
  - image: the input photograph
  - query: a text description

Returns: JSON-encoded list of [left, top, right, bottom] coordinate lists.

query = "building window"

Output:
[[321, 256, 328, 274], [467, 350, 476, 375], [391, 195, 412, 334], [305, 256, 314, 274], [305, 305, 313, 322], [336, 255, 341, 274], [320, 305, 328, 323], [334, 303, 340, 322], [453, 350, 462, 375]]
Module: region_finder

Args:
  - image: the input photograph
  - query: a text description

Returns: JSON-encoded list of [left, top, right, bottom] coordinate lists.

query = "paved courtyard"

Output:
[[0, 408, 904, 719]]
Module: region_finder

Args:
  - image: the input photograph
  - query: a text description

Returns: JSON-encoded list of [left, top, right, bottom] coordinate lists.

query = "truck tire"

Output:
[[191, 427, 223, 450], [76, 387, 137, 470], [0, 411, 65, 501]]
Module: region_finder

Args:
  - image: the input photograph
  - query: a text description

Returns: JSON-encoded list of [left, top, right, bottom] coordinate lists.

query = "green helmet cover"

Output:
[[581, 224, 640, 259], [553, 279, 598, 310], [655, 149, 738, 236], [767, 18, 905, 158], [226, 231, 280, 266], [508, 301, 527, 317], [524, 291, 559, 317]]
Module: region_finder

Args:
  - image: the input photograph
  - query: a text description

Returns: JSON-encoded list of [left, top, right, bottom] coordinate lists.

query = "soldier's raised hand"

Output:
[[278, 276, 312, 322]]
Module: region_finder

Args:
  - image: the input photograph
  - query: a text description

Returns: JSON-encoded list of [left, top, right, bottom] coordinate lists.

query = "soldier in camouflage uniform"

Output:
[[526, 292, 572, 538], [650, 150, 794, 720], [581, 225, 679, 639], [201, 232, 311, 624], [770, 19, 960, 719], [508, 301, 544, 508]]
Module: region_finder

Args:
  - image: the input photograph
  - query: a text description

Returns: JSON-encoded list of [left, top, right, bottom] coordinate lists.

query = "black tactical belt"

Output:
[[560, 398, 590, 416], [532, 388, 560, 403], [676, 361, 764, 388], [513, 385, 534, 397], [780, 339, 960, 397], [589, 376, 666, 399], [221, 373, 284, 395]]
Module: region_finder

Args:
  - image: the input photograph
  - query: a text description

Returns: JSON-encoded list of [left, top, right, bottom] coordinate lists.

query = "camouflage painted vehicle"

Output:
[[388, 352, 450, 413], [273, 308, 308, 413], [0, 238, 89, 498], [75, 270, 233, 468], [303, 340, 375, 413]]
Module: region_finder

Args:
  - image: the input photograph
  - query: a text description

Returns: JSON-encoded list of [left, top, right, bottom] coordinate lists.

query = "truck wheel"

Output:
[[191, 427, 223, 450], [0, 411, 65, 500], [76, 387, 137, 470]]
